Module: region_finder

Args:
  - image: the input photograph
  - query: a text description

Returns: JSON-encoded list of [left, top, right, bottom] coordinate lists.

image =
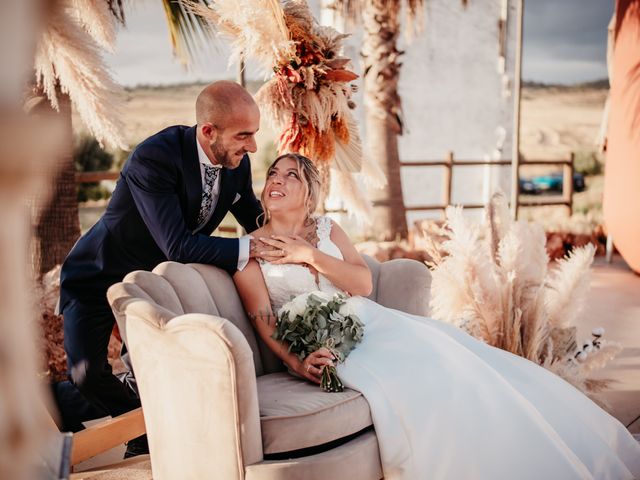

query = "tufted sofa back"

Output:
[[107, 256, 431, 377]]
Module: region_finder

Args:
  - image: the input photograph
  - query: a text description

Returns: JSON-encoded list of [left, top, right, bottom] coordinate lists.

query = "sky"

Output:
[[106, 0, 613, 87], [522, 0, 612, 84]]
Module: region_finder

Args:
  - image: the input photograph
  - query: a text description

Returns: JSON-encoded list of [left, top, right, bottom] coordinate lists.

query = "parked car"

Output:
[[519, 178, 540, 194], [519, 172, 585, 194]]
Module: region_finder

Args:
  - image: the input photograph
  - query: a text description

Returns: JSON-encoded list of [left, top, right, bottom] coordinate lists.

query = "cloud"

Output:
[[522, 0, 612, 83], [107, 1, 236, 86]]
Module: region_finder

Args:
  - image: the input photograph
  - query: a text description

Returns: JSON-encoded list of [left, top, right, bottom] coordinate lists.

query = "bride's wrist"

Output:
[[306, 248, 319, 268], [285, 358, 303, 376]]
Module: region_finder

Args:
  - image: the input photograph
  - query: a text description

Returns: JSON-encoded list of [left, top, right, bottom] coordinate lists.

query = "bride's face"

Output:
[[263, 157, 306, 216]]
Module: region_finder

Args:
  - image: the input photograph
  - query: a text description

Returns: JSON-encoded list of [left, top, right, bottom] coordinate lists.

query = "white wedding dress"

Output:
[[259, 216, 640, 480]]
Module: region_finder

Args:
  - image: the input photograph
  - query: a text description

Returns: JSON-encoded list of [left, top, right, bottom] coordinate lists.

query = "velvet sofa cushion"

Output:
[[257, 373, 373, 454]]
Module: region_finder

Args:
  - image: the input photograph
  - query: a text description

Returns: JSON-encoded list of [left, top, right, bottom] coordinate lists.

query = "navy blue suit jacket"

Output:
[[60, 125, 263, 313]]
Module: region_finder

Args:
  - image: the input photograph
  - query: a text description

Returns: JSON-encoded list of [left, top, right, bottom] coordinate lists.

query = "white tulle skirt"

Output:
[[336, 297, 640, 480]]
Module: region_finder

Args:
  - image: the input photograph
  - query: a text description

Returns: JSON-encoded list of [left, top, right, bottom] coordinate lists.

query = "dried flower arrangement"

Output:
[[185, 0, 385, 219], [34, 0, 126, 149], [425, 193, 621, 402]]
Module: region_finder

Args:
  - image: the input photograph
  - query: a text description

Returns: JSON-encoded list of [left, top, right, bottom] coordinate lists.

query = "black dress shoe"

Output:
[[124, 434, 149, 459]]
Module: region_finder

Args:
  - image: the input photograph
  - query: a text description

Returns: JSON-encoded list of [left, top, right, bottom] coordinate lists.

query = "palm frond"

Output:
[[35, 0, 125, 149], [161, 0, 214, 66], [184, 0, 293, 73], [72, 0, 120, 52]]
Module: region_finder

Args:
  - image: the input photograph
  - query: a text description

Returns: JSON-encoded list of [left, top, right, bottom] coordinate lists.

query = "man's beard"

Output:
[[210, 139, 242, 168]]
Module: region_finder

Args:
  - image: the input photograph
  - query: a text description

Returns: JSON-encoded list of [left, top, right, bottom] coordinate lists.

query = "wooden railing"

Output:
[[75, 171, 120, 183], [400, 152, 575, 218], [77, 151, 576, 231]]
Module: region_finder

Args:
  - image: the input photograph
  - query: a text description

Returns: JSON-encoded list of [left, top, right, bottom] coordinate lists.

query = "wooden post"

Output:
[[564, 152, 574, 217], [442, 151, 453, 218], [237, 56, 246, 88], [510, 0, 524, 220]]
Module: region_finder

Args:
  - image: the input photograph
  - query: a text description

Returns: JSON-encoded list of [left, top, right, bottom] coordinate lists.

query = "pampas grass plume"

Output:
[[429, 195, 617, 400], [545, 243, 596, 329]]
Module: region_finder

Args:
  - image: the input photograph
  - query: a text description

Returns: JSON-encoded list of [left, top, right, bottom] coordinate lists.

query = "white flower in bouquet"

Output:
[[338, 299, 359, 318], [278, 291, 333, 320], [278, 293, 308, 320]]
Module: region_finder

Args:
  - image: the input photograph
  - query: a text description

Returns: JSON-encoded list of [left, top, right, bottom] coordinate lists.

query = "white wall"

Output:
[[320, 0, 519, 226]]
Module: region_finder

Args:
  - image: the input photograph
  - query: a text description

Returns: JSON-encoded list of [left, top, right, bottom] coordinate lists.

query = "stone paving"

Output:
[[583, 255, 640, 433]]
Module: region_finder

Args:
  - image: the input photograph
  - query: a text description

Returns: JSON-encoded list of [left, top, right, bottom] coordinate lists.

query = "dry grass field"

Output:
[[75, 82, 609, 232], [75, 81, 608, 170], [520, 85, 607, 160]]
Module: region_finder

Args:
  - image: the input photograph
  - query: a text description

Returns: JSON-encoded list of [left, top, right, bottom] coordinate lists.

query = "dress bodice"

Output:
[[259, 216, 345, 312]]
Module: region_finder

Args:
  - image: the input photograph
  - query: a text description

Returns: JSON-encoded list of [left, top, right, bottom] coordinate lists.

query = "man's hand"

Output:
[[249, 237, 270, 259]]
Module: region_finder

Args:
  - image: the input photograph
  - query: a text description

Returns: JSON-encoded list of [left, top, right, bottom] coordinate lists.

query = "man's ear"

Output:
[[200, 123, 217, 142]]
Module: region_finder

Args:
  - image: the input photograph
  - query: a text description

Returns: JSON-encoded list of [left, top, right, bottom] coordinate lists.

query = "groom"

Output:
[[55, 81, 264, 452]]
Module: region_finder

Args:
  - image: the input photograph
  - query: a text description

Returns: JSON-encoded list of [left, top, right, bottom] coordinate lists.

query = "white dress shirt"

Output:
[[196, 138, 250, 271]]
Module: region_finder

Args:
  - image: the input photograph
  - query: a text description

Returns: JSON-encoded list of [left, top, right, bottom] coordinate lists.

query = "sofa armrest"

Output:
[[375, 258, 432, 316], [125, 308, 263, 480]]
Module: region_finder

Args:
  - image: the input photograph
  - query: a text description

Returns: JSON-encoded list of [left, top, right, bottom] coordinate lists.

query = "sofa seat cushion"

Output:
[[257, 373, 372, 454]]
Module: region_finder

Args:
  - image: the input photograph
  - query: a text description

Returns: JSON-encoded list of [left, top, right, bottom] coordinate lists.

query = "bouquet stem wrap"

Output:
[[273, 291, 364, 392]]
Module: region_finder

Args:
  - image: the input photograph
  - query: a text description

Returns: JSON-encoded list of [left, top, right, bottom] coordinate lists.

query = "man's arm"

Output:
[[125, 149, 240, 274]]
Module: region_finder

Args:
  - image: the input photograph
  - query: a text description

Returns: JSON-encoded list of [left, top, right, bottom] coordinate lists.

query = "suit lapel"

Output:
[[182, 126, 202, 231]]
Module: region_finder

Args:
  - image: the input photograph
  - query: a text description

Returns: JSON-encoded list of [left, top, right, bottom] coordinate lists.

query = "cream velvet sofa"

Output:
[[106, 256, 431, 480]]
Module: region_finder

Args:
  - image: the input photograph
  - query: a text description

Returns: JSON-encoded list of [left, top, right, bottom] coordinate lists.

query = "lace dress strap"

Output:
[[316, 216, 332, 242]]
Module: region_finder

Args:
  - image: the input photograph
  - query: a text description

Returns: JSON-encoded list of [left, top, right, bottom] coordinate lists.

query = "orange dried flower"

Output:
[[332, 117, 350, 144], [324, 69, 359, 83], [314, 129, 335, 163]]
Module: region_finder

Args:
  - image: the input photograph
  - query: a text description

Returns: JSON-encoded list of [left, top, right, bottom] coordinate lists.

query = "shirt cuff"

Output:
[[237, 235, 252, 271]]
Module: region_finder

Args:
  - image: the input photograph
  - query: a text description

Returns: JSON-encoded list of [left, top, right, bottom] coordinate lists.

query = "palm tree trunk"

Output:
[[361, 0, 408, 239], [32, 91, 80, 277]]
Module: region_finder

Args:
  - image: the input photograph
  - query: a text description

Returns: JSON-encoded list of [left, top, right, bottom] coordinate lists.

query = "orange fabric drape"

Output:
[[605, 0, 640, 273]]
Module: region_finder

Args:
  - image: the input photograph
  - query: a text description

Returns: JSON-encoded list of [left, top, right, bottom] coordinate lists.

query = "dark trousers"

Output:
[[54, 298, 140, 432]]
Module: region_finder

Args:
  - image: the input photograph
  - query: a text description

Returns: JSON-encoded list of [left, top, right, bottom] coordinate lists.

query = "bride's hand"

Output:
[[298, 347, 336, 384], [259, 235, 316, 265]]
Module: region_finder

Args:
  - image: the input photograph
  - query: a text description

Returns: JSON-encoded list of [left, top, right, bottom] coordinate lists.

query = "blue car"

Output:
[[519, 173, 585, 194], [519, 178, 539, 194]]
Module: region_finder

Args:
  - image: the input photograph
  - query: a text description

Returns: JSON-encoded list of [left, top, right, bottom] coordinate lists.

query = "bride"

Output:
[[233, 153, 640, 479]]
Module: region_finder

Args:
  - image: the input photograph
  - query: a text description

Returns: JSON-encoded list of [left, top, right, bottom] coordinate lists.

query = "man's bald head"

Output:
[[195, 80, 258, 127], [195, 81, 260, 169]]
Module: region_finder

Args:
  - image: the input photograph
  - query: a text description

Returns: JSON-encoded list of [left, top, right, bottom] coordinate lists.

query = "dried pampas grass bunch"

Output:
[[184, 0, 385, 220], [34, 0, 126, 149], [426, 193, 621, 401]]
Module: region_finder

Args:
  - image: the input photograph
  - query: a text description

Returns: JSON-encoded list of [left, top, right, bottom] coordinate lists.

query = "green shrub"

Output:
[[573, 150, 603, 176], [77, 184, 113, 203], [74, 135, 115, 202], [74, 135, 114, 172], [113, 146, 133, 171]]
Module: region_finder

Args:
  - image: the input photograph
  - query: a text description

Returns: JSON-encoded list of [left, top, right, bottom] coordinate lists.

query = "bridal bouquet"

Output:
[[273, 291, 364, 392]]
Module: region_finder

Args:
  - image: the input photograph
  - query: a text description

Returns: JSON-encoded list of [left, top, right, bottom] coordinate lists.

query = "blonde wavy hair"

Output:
[[260, 153, 321, 226]]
